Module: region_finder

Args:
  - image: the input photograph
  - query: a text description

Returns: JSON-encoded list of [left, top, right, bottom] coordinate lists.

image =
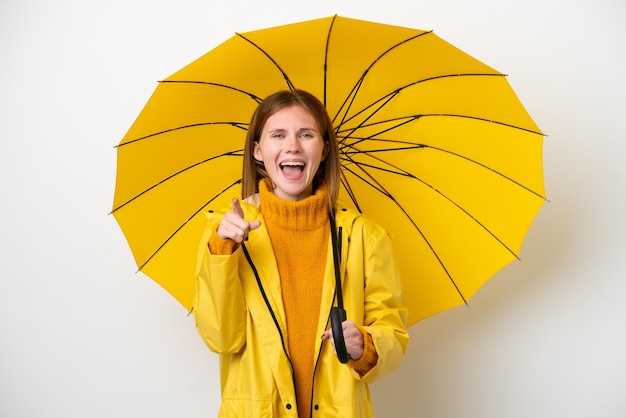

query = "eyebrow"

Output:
[[267, 127, 318, 134]]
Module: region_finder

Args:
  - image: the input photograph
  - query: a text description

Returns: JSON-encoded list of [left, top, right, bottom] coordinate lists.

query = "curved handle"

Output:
[[331, 307, 350, 364]]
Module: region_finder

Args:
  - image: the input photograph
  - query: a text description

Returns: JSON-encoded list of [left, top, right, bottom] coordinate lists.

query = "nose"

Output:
[[285, 134, 301, 152]]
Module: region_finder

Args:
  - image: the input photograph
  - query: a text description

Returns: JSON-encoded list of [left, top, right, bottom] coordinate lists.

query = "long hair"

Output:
[[242, 89, 341, 209]]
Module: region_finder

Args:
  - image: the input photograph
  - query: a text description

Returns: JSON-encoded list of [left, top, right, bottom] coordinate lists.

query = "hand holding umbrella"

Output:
[[321, 320, 364, 361]]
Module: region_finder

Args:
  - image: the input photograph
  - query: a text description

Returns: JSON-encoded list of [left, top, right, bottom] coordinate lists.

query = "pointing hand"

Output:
[[216, 198, 261, 243]]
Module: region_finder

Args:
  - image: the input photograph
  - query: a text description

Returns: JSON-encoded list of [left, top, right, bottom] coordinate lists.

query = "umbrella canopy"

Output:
[[112, 15, 545, 326]]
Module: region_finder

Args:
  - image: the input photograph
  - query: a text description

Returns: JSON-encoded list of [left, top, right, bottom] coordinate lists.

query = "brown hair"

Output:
[[242, 89, 341, 209]]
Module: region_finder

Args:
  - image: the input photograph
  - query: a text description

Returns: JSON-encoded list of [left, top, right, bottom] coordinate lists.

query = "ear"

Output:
[[321, 141, 330, 161], [253, 142, 263, 161]]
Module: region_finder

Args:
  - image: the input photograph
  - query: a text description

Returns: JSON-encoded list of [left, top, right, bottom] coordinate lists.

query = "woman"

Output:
[[193, 89, 409, 417]]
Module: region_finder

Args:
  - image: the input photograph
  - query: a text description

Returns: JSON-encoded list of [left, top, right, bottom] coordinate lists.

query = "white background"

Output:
[[1, 0, 625, 417]]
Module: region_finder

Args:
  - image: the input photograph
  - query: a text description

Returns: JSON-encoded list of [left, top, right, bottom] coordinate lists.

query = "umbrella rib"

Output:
[[338, 73, 507, 130], [110, 151, 244, 213], [236, 32, 296, 91], [341, 143, 535, 259], [341, 112, 544, 140], [340, 162, 468, 305], [338, 170, 362, 213], [116, 122, 248, 147], [323, 15, 339, 107], [342, 136, 545, 201], [136, 179, 242, 272], [423, 144, 546, 201], [334, 77, 369, 133], [335, 90, 400, 148], [338, 112, 546, 200], [338, 113, 419, 149], [158, 80, 264, 103], [330, 30, 432, 127]]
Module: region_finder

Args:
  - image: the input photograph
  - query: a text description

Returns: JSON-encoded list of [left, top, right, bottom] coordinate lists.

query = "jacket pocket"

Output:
[[218, 397, 276, 417]]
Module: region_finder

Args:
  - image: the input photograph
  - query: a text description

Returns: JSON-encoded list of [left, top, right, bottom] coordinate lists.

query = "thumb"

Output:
[[249, 220, 262, 231]]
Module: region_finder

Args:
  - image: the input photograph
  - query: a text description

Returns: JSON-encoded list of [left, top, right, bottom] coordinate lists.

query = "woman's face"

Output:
[[253, 105, 328, 201]]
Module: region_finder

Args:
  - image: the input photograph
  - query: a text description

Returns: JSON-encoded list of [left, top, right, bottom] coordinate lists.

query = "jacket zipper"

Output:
[[241, 243, 297, 405], [309, 225, 343, 417]]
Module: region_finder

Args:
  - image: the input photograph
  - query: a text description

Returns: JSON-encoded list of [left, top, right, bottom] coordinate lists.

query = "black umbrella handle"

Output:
[[329, 211, 349, 363], [331, 307, 350, 364]]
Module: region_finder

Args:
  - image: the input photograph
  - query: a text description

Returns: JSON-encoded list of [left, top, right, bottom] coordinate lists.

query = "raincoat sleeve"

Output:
[[193, 212, 247, 354], [356, 219, 409, 383]]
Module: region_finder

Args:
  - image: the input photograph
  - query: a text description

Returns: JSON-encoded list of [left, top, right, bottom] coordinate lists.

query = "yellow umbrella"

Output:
[[112, 15, 545, 326]]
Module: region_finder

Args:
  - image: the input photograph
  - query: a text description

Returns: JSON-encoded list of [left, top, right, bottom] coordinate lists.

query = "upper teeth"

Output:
[[281, 162, 304, 167]]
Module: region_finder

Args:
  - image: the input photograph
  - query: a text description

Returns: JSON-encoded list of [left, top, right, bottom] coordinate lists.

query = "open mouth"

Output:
[[280, 161, 305, 177]]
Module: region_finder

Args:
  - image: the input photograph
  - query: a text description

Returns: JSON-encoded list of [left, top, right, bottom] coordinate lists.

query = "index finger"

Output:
[[231, 197, 244, 218]]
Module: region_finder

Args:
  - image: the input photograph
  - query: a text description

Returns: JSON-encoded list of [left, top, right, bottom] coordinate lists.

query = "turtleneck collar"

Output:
[[259, 178, 329, 231]]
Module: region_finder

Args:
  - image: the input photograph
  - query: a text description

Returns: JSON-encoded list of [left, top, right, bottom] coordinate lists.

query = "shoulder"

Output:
[[334, 205, 388, 239]]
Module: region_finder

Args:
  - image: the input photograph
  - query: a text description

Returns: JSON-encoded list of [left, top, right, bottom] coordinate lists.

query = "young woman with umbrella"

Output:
[[193, 89, 409, 418]]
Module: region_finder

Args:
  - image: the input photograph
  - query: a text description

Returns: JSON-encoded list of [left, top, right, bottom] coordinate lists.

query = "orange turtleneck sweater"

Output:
[[209, 179, 377, 418], [262, 179, 330, 418]]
